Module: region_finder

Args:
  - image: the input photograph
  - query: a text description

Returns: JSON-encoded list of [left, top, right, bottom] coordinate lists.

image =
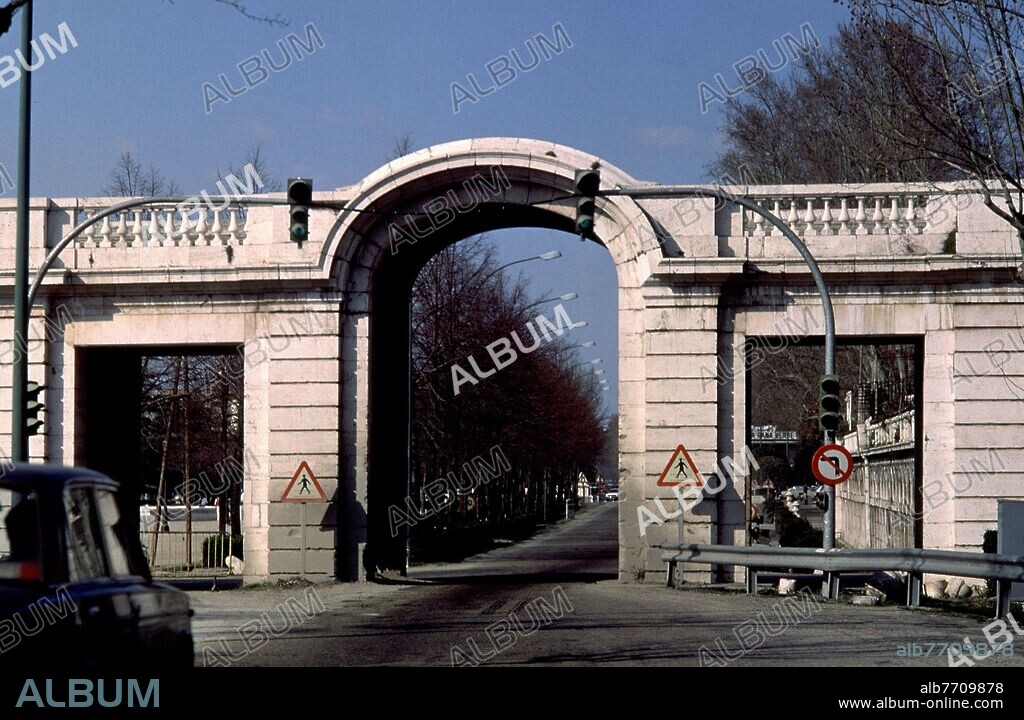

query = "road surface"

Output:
[[188, 503, 1023, 667]]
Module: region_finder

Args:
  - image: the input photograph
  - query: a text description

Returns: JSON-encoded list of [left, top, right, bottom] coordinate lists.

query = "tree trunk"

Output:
[[148, 359, 181, 565], [218, 364, 228, 536], [231, 360, 243, 538]]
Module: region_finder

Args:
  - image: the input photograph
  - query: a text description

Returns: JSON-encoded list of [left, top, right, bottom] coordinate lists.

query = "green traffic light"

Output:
[[574, 172, 599, 237], [818, 373, 841, 433], [288, 178, 312, 244]]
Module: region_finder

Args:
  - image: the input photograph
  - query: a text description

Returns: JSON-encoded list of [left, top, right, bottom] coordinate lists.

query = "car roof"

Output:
[[0, 463, 116, 492]]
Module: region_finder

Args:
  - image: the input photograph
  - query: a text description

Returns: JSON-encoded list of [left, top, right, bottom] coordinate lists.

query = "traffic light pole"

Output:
[[11, 0, 33, 463], [598, 186, 837, 549]]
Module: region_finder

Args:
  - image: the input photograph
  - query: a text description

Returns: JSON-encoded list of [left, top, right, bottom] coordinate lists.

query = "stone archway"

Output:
[[324, 138, 663, 580]]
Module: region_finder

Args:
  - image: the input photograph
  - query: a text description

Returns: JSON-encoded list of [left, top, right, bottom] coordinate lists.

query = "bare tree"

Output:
[[410, 236, 607, 541], [2, 0, 287, 39], [850, 0, 1024, 263], [387, 134, 415, 163], [0, 0, 27, 38], [223, 143, 281, 193], [102, 151, 180, 197], [163, 0, 288, 27], [708, 18, 977, 185]]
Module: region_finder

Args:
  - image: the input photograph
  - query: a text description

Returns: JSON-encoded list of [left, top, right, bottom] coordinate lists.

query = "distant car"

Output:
[[0, 464, 194, 668], [604, 491, 619, 501]]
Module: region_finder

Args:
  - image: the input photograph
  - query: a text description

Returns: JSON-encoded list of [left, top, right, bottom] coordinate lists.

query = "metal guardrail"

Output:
[[144, 531, 235, 578], [658, 543, 1024, 618]]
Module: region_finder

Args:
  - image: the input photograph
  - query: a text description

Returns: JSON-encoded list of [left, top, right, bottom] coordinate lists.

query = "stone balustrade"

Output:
[[841, 409, 915, 455], [0, 181, 1016, 277], [70, 204, 248, 248], [743, 193, 931, 237]]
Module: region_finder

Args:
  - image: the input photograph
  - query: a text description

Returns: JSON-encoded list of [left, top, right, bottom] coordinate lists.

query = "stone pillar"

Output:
[[640, 283, 721, 583]]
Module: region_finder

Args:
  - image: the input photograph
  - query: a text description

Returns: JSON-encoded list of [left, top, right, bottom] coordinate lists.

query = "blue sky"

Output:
[[0, 0, 851, 415]]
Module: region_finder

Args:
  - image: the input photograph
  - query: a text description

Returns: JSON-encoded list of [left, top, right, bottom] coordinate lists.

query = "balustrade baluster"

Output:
[[227, 208, 240, 244], [99, 215, 112, 248], [211, 210, 224, 244], [80, 211, 94, 247], [871, 197, 884, 234], [131, 212, 143, 247], [887, 196, 901, 234], [837, 198, 851, 234], [196, 208, 209, 245], [236, 209, 248, 243], [855, 197, 867, 234], [804, 198, 817, 235], [752, 204, 766, 237], [115, 212, 127, 246], [179, 210, 194, 246], [162, 208, 177, 246], [770, 199, 782, 236], [904, 195, 920, 234], [147, 210, 161, 247]]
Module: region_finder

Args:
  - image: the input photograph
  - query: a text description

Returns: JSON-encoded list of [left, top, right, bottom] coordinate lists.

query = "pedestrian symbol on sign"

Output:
[[281, 461, 327, 503], [675, 457, 689, 479]]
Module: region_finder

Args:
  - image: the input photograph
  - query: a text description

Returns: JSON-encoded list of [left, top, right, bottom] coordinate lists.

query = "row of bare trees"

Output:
[[410, 238, 608, 542], [712, 0, 1024, 262], [141, 355, 244, 564]]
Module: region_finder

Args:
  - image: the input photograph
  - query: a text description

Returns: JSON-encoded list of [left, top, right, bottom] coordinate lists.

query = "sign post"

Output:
[[280, 461, 328, 580]]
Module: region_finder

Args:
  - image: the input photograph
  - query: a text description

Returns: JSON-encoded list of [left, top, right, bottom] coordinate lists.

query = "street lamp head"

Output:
[[560, 293, 578, 301], [572, 321, 589, 329], [591, 358, 602, 364], [539, 251, 561, 261], [581, 340, 595, 347], [593, 369, 605, 375]]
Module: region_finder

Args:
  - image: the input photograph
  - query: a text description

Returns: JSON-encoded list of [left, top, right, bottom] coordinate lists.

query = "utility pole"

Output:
[[12, 0, 33, 462]]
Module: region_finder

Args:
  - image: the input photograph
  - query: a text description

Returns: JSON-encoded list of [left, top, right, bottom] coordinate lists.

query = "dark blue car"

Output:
[[0, 464, 193, 668]]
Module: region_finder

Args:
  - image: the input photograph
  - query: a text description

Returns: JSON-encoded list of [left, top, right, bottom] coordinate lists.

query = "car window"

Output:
[[94, 489, 135, 578], [64, 487, 109, 581], [0, 486, 42, 581]]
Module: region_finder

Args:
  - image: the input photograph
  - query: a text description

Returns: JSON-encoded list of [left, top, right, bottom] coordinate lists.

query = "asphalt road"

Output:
[[189, 503, 1024, 667]]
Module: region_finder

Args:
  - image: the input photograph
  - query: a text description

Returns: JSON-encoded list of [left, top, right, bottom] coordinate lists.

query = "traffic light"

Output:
[[818, 374, 841, 434], [25, 381, 44, 437], [574, 168, 600, 237], [287, 178, 312, 244]]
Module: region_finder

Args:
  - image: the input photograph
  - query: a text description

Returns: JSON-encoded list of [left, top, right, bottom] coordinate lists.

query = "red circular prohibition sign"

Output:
[[811, 443, 854, 486]]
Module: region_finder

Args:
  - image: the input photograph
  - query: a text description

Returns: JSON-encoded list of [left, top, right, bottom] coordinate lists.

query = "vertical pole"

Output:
[[183, 357, 192, 567], [824, 343, 836, 550], [300, 502, 307, 580], [12, 0, 33, 463]]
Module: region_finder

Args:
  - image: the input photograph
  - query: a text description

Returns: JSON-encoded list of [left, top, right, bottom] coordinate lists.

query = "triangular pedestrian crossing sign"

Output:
[[656, 444, 703, 487], [281, 461, 328, 502]]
